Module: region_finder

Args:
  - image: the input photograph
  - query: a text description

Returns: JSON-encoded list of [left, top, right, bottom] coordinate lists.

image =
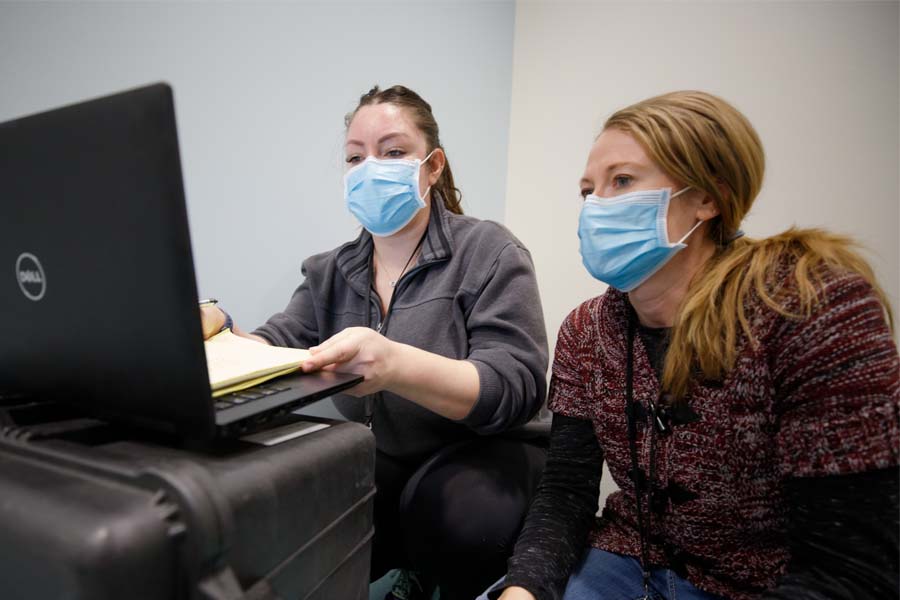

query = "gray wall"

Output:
[[0, 0, 515, 328]]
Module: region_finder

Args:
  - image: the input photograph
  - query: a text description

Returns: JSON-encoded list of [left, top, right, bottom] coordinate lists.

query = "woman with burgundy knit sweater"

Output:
[[481, 91, 899, 600]]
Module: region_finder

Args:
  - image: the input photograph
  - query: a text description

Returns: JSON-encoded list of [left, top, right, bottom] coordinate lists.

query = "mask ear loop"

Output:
[[669, 186, 705, 245], [676, 218, 705, 245], [418, 148, 438, 202], [670, 185, 691, 200]]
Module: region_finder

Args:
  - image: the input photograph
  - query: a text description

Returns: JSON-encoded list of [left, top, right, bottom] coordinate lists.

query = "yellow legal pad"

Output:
[[204, 329, 311, 398]]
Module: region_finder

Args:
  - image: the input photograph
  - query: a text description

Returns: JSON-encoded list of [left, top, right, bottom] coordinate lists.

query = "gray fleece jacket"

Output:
[[253, 197, 548, 461]]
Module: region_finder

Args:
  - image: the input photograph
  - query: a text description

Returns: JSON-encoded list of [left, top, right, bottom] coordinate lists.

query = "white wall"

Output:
[[506, 0, 900, 503], [0, 0, 516, 328]]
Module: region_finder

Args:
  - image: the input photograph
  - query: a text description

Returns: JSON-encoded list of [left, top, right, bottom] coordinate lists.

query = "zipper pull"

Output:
[[364, 396, 374, 429], [648, 398, 670, 435]]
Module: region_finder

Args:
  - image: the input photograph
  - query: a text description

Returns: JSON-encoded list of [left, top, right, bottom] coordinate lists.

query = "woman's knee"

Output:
[[400, 438, 546, 561]]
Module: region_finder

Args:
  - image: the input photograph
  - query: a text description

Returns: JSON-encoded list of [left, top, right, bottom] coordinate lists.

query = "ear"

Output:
[[425, 148, 446, 186], [697, 183, 726, 221]]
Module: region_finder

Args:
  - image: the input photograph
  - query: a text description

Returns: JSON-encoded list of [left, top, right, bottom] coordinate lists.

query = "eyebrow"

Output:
[[345, 131, 411, 148], [604, 161, 643, 173], [580, 161, 645, 189]]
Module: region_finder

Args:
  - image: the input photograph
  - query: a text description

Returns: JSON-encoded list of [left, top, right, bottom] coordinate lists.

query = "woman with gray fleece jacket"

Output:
[[200, 85, 549, 600]]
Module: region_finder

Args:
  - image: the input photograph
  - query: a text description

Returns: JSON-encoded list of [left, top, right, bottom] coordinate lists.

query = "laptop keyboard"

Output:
[[214, 383, 291, 412]]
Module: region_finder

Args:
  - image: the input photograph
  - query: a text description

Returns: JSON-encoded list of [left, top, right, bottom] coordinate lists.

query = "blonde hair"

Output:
[[605, 91, 895, 400]]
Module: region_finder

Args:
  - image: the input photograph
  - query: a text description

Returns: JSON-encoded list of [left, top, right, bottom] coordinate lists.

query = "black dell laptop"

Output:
[[0, 83, 361, 441]]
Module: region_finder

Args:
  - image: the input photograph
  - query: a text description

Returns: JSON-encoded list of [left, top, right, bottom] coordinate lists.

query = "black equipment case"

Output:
[[0, 401, 376, 600]]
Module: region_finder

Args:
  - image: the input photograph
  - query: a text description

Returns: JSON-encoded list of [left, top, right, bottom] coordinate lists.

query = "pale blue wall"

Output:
[[0, 1, 516, 418], [0, 0, 516, 329]]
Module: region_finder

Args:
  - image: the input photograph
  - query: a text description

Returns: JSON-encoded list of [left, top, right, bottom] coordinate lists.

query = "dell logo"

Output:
[[16, 252, 46, 301], [20, 270, 43, 284]]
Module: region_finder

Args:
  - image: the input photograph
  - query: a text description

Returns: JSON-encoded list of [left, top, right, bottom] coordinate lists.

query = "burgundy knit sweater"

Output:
[[541, 261, 899, 598]]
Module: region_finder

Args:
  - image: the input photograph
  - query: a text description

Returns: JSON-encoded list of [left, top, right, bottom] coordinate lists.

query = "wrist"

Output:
[[218, 307, 234, 332], [382, 338, 416, 395], [381, 339, 408, 390]]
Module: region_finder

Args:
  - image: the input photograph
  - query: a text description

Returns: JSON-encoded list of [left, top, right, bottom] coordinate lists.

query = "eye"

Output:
[[385, 148, 406, 158], [580, 187, 593, 199], [345, 154, 362, 164], [612, 174, 633, 189]]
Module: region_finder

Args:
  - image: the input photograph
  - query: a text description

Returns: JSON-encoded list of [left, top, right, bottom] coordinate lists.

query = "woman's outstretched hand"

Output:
[[302, 327, 397, 396], [303, 326, 479, 420]]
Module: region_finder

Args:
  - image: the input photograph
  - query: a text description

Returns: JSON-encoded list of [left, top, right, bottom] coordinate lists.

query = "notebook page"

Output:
[[204, 329, 311, 392]]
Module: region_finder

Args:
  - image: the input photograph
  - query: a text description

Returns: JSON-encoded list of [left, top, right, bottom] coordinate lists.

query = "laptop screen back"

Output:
[[0, 84, 215, 438]]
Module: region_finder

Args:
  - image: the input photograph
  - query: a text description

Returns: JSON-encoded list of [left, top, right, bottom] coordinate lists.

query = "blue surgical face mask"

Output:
[[343, 150, 435, 237], [577, 186, 703, 292]]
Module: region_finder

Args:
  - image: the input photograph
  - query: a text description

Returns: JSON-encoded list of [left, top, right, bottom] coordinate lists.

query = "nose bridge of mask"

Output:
[[346, 148, 437, 197], [344, 157, 411, 191], [363, 148, 436, 171], [586, 188, 667, 206]]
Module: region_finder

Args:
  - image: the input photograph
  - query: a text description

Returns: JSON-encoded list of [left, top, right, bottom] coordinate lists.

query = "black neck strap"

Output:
[[626, 312, 655, 599], [365, 229, 428, 332], [362, 228, 428, 428]]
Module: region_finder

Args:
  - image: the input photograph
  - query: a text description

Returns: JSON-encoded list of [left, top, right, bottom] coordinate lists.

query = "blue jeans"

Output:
[[477, 549, 725, 600]]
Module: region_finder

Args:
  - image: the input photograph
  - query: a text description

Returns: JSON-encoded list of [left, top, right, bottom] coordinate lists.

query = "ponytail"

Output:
[[663, 228, 895, 400]]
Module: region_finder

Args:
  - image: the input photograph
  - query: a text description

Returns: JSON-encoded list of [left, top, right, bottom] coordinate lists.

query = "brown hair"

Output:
[[605, 91, 894, 400], [345, 85, 463, 214]]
